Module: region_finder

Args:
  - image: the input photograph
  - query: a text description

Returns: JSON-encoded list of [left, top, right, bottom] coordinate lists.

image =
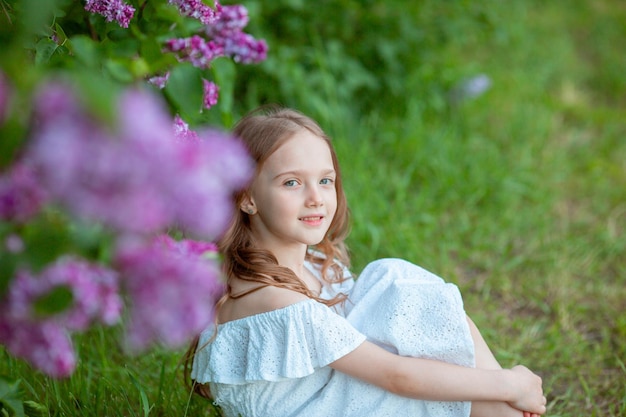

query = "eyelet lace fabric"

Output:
[[192, 258, 475, 417]]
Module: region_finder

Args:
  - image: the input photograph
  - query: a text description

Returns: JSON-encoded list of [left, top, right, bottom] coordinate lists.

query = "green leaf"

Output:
[[32, 285, 74, 317], [68, 35, 100, 68], [105, 59, 134, 83], [34, 37, 59, 65], [164, 63, 203, 120]]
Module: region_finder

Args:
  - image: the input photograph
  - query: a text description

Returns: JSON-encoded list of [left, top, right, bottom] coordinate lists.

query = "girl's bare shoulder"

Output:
[[218, 285, 309, 324]]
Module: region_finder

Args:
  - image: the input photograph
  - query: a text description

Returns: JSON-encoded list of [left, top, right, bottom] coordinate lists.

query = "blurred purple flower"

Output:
[[0, 257, 121, 378], [168, 0, 222, 25], [0, 318, 76, 378], [0, 162, 48, 223], [154, 233, 218, 258], [164, 35, 225, 69], [84, 0, 135, 28], [115, 235, 225, 351], [168, 127, 252, 238], [6, 258, 122, 331], [27, 81, 253, 239], [203, 79, 219, 109]]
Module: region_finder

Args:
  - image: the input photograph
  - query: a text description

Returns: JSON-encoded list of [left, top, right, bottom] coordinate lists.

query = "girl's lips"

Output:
[[300, 216, 324, 225]]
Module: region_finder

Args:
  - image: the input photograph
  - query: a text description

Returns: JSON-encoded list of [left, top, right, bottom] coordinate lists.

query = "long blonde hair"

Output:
[[183, 106, 351, 399]]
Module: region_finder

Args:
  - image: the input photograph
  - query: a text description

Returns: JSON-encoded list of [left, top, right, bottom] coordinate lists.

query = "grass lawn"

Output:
[[2, 0, 625, 416]]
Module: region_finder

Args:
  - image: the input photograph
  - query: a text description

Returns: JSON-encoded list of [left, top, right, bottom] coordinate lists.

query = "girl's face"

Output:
[[244, 129, 338, 254]]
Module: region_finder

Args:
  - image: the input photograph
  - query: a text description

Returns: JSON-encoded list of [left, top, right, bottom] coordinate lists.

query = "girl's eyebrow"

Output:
[[272, 168, 336, 180]]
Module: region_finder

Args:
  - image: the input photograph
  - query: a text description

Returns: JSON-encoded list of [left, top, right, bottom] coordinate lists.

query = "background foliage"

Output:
[[2, 0, 625, 416]]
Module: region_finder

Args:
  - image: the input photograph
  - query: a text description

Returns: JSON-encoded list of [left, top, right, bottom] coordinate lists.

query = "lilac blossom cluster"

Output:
[[205, 5, 268, 64], [164, 35, 225, 70], [173, 115, 200, 141], [162, 3, 267, 109], [168, 0, 222, 25], [0, 233, 222, 376], [26, 81, 253, 238], [0, 162, 48, 223], [165, 4, 267, 67], [84, 0, 136, 28], [203, 80, 219, 109], [0, 258, 121, 377], [115, 235, 223, 351]]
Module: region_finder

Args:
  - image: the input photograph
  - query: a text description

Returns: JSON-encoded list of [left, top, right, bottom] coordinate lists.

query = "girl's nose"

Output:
[[306, 185, 323, 207]]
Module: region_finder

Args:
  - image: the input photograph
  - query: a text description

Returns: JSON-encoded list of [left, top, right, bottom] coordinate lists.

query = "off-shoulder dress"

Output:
[[191, 258, 475, 417]]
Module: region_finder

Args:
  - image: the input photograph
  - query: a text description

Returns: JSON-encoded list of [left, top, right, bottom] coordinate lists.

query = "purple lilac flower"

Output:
[[0, 317, 76, 378], [28, 86, 173, 233], [154, 233, 218, 257], [164, 35, 224, 69], [168, 0, 222, 25], [84, 0, 135, 28], [218, 31, 268, 64], [115, 236, 225, 351], [27, 81, 253, 239], [203, 79, 219, 109], [204, 5, 268, 64], [6, 258, 122, 331], [173, 115, 199, 142], [167, 127, 253, 238], [0, 162, 48, 223], [147, 72, 170, 89], [0, 257, 120, 378], [205, 4, 249, 38]]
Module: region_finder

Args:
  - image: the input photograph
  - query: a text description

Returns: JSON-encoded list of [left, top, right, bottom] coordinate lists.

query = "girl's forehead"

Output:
[[263, 130, 334, 172]]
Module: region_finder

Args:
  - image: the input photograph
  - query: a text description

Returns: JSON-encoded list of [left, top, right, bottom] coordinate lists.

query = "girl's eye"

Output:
[[320, 178, 335, 185], [283, 180, 298, 187]]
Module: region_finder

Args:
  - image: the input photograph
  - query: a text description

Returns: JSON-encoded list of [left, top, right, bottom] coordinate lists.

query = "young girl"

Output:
[[186, 106, 547, 417]]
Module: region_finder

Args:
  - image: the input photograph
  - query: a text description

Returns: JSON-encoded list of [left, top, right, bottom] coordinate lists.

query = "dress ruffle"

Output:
[[191, 299, 366, 384]]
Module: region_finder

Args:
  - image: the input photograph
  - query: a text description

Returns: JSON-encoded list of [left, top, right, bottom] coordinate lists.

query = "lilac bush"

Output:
[[84, 0, 136, 28], [0, 0, 266, 384]]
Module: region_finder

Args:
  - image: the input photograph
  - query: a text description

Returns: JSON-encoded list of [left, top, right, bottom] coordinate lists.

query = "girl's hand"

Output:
[[507, 365, 547, 415]]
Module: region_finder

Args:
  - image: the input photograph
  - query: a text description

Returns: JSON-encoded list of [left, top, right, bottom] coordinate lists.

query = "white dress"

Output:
[[192, 258, 476, 417]]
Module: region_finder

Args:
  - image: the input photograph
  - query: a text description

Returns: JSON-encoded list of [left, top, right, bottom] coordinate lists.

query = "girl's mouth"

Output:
[[300, 216, 324, 225]]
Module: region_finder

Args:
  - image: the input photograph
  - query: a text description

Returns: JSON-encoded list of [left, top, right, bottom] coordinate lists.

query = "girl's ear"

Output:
[[240, 193, 257, 215]]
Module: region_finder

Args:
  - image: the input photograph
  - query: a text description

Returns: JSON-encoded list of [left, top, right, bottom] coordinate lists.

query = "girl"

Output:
[[186, 106, 547, 417]]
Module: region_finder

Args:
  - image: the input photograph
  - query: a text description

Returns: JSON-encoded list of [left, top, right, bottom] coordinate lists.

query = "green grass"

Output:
[[2, 0, 625, 416]]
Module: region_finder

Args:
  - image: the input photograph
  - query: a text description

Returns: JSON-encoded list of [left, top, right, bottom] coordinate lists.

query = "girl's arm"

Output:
[[330, 341, 546, 415]]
